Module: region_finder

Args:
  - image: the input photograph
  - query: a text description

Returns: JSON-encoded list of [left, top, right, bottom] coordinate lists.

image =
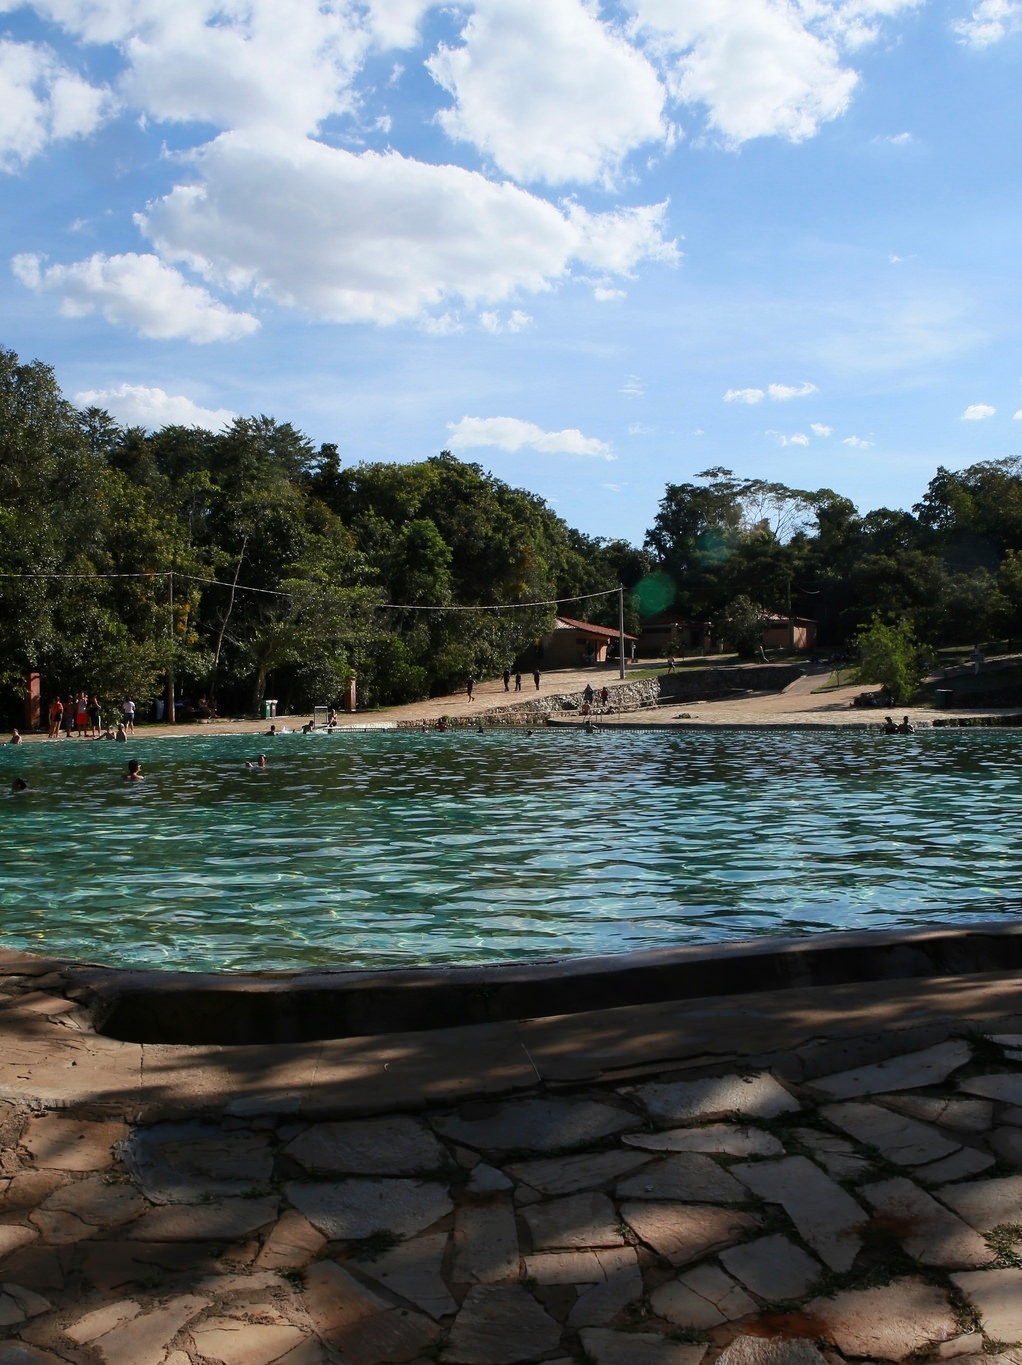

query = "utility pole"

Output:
[[166, 570, 176, 725], [618, 585, 626, 680]]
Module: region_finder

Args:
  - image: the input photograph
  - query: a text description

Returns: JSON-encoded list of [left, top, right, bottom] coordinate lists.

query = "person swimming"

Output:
[[125, 758, 144, 781], [246, 754, 268, 768]]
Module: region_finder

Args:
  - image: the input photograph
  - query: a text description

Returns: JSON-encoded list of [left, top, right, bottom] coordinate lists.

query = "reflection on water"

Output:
[[1, 728, 1019, 972]]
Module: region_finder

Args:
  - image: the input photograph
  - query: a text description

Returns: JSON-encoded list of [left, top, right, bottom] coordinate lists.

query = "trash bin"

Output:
[[263, 700, 277, 719], [935, 689, 953, 709]]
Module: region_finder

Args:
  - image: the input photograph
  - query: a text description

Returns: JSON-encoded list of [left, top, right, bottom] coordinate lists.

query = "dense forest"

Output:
[[2, 345, 1022, 719]]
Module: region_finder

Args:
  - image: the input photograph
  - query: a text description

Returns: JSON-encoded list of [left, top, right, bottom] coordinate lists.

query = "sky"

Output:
[[2, 0, 1022, 548]]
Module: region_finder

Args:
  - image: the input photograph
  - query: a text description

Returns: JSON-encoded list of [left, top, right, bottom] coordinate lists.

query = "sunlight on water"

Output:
[[1, 728, 1019, 973]]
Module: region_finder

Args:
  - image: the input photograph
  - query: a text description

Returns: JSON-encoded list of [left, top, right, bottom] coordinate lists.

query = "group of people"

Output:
[[883, 715, 915, 734], [48, 694, 135, 740]]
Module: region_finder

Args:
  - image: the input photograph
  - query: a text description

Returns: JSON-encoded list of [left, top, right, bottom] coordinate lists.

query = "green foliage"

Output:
[[854, 617, 926, 704], [714, 595, 769, 657]]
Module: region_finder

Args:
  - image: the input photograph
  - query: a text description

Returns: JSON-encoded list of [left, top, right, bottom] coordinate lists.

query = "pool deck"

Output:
[[2, 672, 1021, 1363], [2, 944, 1022, 1363]]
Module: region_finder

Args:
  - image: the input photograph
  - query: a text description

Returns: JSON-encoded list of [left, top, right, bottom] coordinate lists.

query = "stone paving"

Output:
[[2, 1010, 1022, 1364]]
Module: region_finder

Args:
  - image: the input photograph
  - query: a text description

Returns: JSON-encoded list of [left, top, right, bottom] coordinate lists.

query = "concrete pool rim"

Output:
[[6, 918, 1022, 1046]]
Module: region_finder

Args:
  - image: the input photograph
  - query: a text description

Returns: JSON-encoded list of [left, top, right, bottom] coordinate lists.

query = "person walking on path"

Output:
[[466, 676, 475, 702], [533, 669, 541, 690], [514, 671, 522, 691], [502, 668, 511, 692]]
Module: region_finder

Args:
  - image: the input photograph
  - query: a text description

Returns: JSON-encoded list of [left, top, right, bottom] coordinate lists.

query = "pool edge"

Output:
[[7, 919, 1022, 1045]]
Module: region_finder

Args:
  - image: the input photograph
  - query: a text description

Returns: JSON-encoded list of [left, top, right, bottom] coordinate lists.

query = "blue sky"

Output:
[[2, 0, 1021, 546]]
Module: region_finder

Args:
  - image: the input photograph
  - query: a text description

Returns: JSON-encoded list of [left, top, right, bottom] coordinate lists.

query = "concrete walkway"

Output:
[[2, 956, 1021, 1363]]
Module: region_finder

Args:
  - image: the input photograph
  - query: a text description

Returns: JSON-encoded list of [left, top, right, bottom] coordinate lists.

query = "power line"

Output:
[[0, 568, 622, 613]]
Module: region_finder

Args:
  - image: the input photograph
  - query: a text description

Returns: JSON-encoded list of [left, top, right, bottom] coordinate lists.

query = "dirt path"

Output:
[[14, 662, 1013, 744]]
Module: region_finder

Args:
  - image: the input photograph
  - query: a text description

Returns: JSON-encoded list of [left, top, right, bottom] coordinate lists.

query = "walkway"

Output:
[[1, 958, 1021, 1363]]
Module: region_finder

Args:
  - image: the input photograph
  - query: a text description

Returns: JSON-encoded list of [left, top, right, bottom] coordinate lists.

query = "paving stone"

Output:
[[990, 1127, 1022, 1168], [356, 1230, 457, 1318], [987, 1034, 1022, 1057], [303, 1260, 389, 1333], [0, 1346, 67, 1362], [20, 1115, 127, 1172], [443, 1283, 560, 1363], [254, 1210, 327, 1270], [325, 1305, 439, 1363], [649, 1263, 757, 1328], [89, 1294, 208, 1365], [27, 1208, 93, 1244], [620, 1201, 759, 1267], [526, 1249, 611, 1284], [808, 1277, 958, 1360], [273, 1341, 328, 1365], [433, 1097, 636, 1152], [286, 1178, 452, 1240], [860, 1176, 994, 1267], [789, 1128, 874, 1180], [452, 1196, 519, 1284], [121, 1122, 275, 1201], [715, 1337, 831, 1365], [0, 1245, 68, 1294], [188, 1318, 308, 1365], [506, 1149, 649, 1195], [125, 1195, 279, 1241], [40, 1176, 146, 1227], [80, 1239, 225, 1293], [579, 1326, 708, 1364], [730, 1156, 865, 1272], [6, 1284, 52, 1321], [568, 1248, 643, 1329], [935, 1332, 988, 1358], [719, 1233, 822, 1301], [623, 1123, 783, 1158], [959, 1074, 1022, 1106], [0, 1225, 38, 1261], [950, 1268, 1022, 1344], [0, 1171, 68, 1212], [808, 1040, 973, 1100], [914, 1147, 996, 1183], [822, 1100, 961, 1165], [284, 1117, 446, 1175], [883, 1094, 995, 1134], [616, 1153, 746, 1203], [521, 1191, 625, 1250], [633, 1073, 799, 1125], [937, 1175, 1022, 1232], [64, 1299, 141, 1345], [467, 1163, 513, 1193]]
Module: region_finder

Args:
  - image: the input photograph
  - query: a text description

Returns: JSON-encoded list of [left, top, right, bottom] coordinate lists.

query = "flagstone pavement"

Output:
[[1, 963, 1022, 1365]]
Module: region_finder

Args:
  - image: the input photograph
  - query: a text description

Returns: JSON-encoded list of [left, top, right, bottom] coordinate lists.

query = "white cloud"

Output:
[[0, 38, 111, 171], [138, 132, 676, 326], [594, 285, 626, 301], [626, 0, 859, 145], [480, 308, 531, 333], [75, 382, 236, 430], [769, 429, 810, 446], [724, 387, 765, 403], [954, 0, 1022, 48], [961, 402, 996, 419], [768, 381, 817, 400], [447, 414, 614, 459], [428, 0, 668, 186], [12, 250, 259, 342], [810, 422, 832, 436], [843, 434, 874, 447], [621, 376, 646, 397]]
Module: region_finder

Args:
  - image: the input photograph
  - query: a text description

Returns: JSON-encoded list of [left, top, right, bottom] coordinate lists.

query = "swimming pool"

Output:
[[2, 727, 1019, 973]]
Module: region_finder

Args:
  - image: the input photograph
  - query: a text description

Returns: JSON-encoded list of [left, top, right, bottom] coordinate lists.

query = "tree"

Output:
[[714, 595, 768, 658], [855, 618, 926, 704]]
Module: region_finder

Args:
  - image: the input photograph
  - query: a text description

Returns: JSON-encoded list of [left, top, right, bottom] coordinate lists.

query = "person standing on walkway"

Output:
[[502, 668, 511, 692], [48, 697, 63, 739], [466, 676, 475, 702], [533, 669, 541, 690], [514, 671, 522, 691], [123, 697, 135, 733]]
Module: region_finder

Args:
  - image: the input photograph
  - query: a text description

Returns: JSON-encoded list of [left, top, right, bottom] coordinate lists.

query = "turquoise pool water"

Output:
[[1, 728, 1019, 973]]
